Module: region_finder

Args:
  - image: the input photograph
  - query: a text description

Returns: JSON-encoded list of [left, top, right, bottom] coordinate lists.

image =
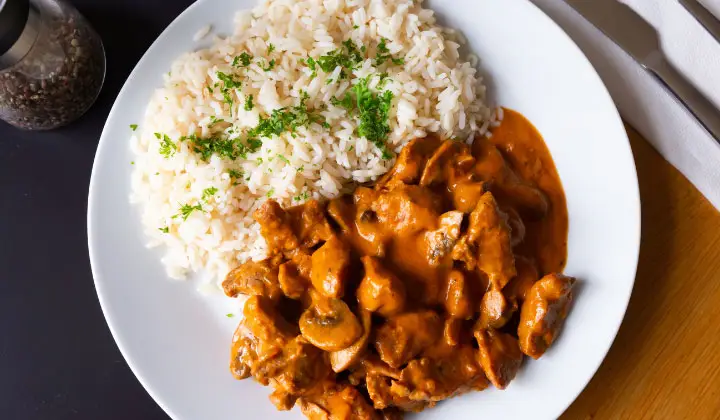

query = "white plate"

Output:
[[88, 0, 641, 418]]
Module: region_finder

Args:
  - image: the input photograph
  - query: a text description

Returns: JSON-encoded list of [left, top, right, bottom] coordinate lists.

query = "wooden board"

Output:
[[560, 125, 720, 419]]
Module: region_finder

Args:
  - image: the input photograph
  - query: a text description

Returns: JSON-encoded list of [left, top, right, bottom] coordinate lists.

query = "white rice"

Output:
[[193, 25, 213, 41], [130, 0, 493, 290]]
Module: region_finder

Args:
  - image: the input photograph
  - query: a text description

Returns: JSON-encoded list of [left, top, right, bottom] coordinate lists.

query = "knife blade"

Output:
[[566, 0, 660, 65], [680, 0, 720, 45], [566, 0, 720, 146]]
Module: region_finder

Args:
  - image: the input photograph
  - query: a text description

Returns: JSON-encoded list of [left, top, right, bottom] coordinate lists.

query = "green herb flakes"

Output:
[[226, 313, 234, 318], [208, 116, 224, 127], [293, 191, 310, 202], [228, 169, 243, 185], [352, 77, 394, 159], [331, 95, 354, 111], [233, 52, 253, 67], [202, 187, 218, 201], [130, 124, 138, 131], [159, 227, 169, 233], [316, 39, 364, 79], [182, 134, 260, 161], [266, 187, 275, 198], [262, 59, 276, 72], [245, 94, 254, 111], [159, 134, 177, 158], [305, 56, 318, 79], [267, 43, 276, 54], [375, 38, 404, 66], [174, 203, 203, 221], [248, 97, 325, 139], [277, 154, 290, 164]]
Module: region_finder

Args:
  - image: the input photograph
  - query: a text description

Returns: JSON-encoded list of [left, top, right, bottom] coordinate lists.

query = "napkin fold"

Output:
[[531, 0, 720, 210]]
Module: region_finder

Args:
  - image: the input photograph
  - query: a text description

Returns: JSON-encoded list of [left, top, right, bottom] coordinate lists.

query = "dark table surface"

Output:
[[0, 1, 195, 418]]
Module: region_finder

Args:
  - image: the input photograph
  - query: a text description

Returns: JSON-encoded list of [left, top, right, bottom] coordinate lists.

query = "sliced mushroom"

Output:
[[299, 298, 362, 352], [222, 258, 282, 301], [357, 257, 406, 317], [330, 309, 372, 372]]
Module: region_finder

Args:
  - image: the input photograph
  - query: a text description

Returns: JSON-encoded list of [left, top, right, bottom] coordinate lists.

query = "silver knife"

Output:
[[566, 0, 720, 146], [680, 0, 720, 45]]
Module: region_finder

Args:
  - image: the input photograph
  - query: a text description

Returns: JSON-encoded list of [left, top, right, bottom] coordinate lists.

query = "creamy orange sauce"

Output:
[[487, 108, 568, 274]]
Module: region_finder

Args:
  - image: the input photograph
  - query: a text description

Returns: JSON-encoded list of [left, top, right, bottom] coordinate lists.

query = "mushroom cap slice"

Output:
[[299, 298, 362, 352], [329, 309, 372, 372]]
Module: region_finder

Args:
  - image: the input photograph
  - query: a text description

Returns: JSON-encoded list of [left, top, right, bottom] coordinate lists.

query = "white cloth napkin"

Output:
[[531, 0, 720, 210]]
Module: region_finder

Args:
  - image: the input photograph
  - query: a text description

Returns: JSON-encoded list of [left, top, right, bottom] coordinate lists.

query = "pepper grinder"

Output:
[[0, 0, 106, 130]]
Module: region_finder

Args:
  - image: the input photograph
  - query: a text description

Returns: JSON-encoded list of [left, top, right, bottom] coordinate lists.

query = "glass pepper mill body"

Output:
[[0, 0, 106, 130]]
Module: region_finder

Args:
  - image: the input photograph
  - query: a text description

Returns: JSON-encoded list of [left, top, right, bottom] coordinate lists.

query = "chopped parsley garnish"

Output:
[[296, 165, 304, 173], [375, 38, 405, 66], [208, 116, 224, 127], [228, 169, 243, 185], [201, 187, 218, 201], [331, 77, 394, 159], [315, 39, 364, 79], [353, 25, 359, 29], [131, 161, 134, 165], [267, 43, 276, 54], [266, 187, 275, 198], [248, 96, 325, 139], [354, 77, 394, 158], [216, 71, 242, 109], [348, 145, 354, 151], [257, 157, 264, 164], [261, 59, 276, 72], [207, 85, 214, 94], [158, 134, 177, 158], [226, 313, 234, 318], [130, 124, 138, 131], [245, 94, 254, 111], [174, 203, 204, 221], [293, 191, 310, 201], [331, 95, 354, 111], [158, 227, 169, 233], [181, 134, 260, 161], [277, 154, 290, 164], [233, 52, 253, 67], [305, 57, 318, 79]]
